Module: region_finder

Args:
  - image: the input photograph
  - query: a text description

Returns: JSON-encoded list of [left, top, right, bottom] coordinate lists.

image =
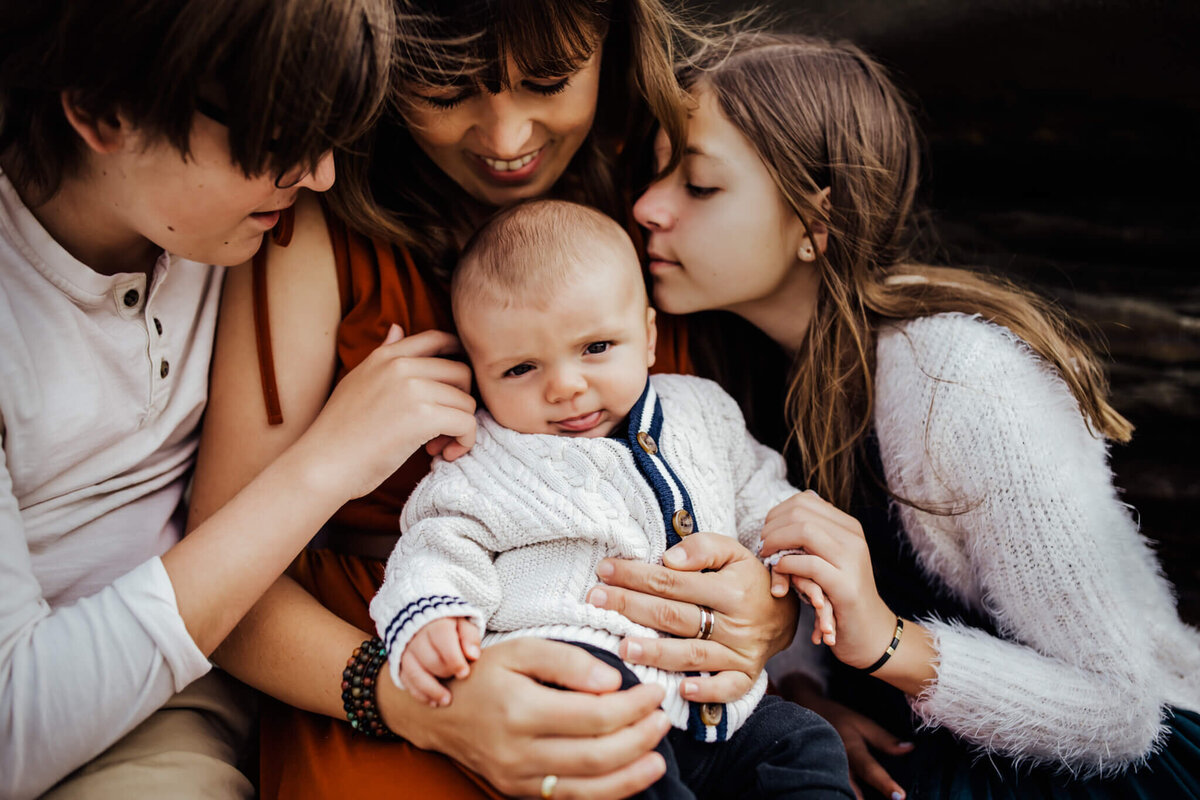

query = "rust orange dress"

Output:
[[250, 208, 690, 799]]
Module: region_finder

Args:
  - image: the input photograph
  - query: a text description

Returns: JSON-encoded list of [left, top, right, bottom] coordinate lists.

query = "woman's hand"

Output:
[[381, 638, 671, 800], [295, 324, 477, 502], [779, 672, 913, 800], [759, 491, 898, 670], [587, 532, 799, 704]]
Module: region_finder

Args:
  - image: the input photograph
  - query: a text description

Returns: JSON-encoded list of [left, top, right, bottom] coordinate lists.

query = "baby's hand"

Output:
[[399, 617, 481, 707], [762, 547, 836, 647]]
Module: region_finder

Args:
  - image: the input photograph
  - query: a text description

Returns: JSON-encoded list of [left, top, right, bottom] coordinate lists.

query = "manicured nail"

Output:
[[891, 791, 905, 800], [897, 741, 914, 750], [588, 587, 608, 606], [596, 560, 614, 580], [625, 640, 643, 660]]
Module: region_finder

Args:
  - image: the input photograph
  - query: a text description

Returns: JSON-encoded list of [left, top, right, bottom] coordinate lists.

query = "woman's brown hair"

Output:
[[0, 0, 396, 205], [327, 0, 708, 278], [682, 32, 1132, 510]]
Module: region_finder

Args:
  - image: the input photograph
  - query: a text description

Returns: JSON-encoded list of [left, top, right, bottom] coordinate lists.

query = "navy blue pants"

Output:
[[566, 642, 854, 800]]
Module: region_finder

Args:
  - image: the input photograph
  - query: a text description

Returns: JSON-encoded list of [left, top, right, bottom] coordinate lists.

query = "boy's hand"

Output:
[[399, 617, 481, 707]]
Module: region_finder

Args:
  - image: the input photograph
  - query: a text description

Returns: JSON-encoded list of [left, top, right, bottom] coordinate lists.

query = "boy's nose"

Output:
[[546, 368, 587, 403]]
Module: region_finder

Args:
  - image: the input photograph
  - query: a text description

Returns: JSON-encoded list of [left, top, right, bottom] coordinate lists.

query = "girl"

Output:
[[187, 4, 802, 800], [634, 31, 1200, 800]]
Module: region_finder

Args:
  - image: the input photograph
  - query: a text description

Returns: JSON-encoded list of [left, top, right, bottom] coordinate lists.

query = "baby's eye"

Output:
[[584, 341, 611, 355], [504, 363, 534, 377]]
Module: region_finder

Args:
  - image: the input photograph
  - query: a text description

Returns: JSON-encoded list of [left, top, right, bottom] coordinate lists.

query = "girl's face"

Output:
[[402, 50, 602, 208], [633, 87, 815, 319]]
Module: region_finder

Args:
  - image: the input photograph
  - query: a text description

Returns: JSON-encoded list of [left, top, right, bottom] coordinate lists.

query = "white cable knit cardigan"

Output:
[[870, 313, 1200, 775], [371, 374, 800, 741]]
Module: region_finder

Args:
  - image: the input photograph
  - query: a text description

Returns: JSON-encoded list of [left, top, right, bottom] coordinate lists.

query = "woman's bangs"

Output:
[[396, 0, 607, 93]]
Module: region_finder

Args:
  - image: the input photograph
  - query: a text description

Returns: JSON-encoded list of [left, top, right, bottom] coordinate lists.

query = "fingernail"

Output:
[[662, 548, 685, 568], [897, 741, 914, 750], [654, 711, 671, 731], [625, 640, 643, 660], [681, 680, 697, 697], [892, 791, 905, 800], [588, 587, 608, 606], [588, 663, 615, 690], [595, 560, 614, 580]]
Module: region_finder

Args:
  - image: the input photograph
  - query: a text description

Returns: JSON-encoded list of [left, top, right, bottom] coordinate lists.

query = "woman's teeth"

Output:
[[480, 149, 540, 171]]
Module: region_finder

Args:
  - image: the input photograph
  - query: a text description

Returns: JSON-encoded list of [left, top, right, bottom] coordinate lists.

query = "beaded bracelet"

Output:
[[863, 617, 904, 674], [342, 636, 398, 740]]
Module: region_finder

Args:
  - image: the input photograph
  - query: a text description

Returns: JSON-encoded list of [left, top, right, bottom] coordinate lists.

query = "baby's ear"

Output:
[[645, 306, 658, 368]]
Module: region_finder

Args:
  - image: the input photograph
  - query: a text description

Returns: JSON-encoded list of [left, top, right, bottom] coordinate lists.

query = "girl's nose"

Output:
[[633, 180, 674, 231]]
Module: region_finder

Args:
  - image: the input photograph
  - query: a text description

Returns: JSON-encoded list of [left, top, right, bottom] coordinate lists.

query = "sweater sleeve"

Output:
[[694, 379, 800, 552], [369, 465, 506, 690], [876, 315, 1169, 775], [0, 445, 211, 800]]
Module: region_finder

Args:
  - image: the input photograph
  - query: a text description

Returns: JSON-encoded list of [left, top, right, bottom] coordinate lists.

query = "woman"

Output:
[[633, 32, 1200, 800], [187, 3, 801, 799]]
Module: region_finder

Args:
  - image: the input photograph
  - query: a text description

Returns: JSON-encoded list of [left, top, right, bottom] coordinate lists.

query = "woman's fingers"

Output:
[[845, 740, 906, 800], [588, 578, 712, 637], [618, 636, 748, 676], [523, 709, 672, 778], [519, 752, 668, 800], [677, 669, 755, 704], [759, 514, 845, 561]]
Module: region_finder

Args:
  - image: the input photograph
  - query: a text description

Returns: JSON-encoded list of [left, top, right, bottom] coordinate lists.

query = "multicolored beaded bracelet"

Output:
[[342, 636, 399, 740]]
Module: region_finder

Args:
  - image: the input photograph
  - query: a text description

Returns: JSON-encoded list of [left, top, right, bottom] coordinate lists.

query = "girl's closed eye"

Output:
[[584, 341, 612, 355]]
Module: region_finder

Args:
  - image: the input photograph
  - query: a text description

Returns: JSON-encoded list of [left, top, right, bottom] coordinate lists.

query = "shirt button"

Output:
[[123, 289, 140, 307], [700, 703, 723, 727], [636, 431, 658, 455], [154, 318, 163, 335], [672, 509, 694, 536], [160, 360, 170, 379]]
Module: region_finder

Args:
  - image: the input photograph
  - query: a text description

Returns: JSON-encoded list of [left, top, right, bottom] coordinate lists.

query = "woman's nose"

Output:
[[297, 150, 336, 192], [633, 180, 673, 231], [475, 93, 534, 159]]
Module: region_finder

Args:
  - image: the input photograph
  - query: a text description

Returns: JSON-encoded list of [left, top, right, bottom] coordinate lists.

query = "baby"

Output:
[[370, 200, 847, 797]]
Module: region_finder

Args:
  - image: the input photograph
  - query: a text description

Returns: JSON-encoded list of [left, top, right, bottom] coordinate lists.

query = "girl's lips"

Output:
[[647, 258, 681, 274], [555, 410, 604, 433], [470, 146, 547, 185]]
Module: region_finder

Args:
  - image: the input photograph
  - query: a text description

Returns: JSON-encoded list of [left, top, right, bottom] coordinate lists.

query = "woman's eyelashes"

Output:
[[412, 77, 572, 110], [686, 182, 719, 198]]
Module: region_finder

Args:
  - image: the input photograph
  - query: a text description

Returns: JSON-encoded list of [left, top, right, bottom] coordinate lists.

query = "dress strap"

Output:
[[250, 217, 294, 426]]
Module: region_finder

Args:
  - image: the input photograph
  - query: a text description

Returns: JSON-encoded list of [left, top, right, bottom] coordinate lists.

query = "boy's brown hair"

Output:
[[0, 0, 396, 203]]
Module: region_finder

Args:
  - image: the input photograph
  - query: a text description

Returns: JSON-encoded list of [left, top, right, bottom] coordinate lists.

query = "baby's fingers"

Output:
[[791, 578, 836, 646], [400, 651, 452, 707], [458, 618, 481, 662], [429, 622, 472, 679]]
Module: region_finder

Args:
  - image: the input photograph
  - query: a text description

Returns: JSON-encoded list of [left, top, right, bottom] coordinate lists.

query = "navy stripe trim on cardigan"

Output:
[[383, 594, 474, 653], [613, 379, 730, 742]]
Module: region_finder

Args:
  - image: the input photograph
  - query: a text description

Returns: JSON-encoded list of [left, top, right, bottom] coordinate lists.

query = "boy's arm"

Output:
[[0, 445, 209, 800]]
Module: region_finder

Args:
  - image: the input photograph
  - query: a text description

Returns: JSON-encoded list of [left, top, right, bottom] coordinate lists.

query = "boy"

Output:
[[370, 201, 851, 798], [0, 2, 394, 797]]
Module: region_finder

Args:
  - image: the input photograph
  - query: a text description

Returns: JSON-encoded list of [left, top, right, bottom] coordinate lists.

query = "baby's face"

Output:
[[459, 260, 657, 438]]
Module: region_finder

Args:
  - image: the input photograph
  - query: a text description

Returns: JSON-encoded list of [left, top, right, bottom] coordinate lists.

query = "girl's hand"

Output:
[[759, 491, 898, 670], [587, 532, 799, 704], [297, 325, 477, 501], [779, 672, 913, 800], [382, 638, 671, 800]]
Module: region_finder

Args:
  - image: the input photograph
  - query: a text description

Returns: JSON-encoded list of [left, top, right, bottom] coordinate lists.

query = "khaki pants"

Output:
[[42, 670, 256, 800]]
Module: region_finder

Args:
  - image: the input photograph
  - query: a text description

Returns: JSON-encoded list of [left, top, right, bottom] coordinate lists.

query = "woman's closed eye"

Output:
[[686, 183, 719, 198], [525, 77, 571, 96]]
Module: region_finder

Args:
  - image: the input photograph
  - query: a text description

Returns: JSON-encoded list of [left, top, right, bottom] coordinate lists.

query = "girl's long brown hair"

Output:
[[682, 33, 1132, 510], [328, 0, 711, 279]]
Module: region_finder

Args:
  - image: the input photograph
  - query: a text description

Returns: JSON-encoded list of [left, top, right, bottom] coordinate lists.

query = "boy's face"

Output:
[[81, 108, 334, 269], [459, 255, 657, 438]]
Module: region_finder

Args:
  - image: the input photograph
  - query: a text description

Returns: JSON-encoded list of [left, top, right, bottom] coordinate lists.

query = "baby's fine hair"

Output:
[[452, 200, 645, 313]]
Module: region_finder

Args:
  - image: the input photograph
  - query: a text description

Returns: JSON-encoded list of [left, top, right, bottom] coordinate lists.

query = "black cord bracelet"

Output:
[[862, 617, 904, 674], [342, 636, 399, 740]]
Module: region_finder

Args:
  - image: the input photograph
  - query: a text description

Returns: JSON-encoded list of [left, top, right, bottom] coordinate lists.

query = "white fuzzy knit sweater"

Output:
[[870, 313, 1200, 775], [370, 374, 800, 741]]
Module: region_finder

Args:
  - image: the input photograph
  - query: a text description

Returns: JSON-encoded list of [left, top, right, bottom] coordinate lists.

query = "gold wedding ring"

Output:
[[540, 774, 558, 799], [696, 605, 715, 640]]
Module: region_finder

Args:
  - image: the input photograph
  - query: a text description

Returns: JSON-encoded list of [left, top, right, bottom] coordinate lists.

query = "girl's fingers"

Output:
[[759, 516, 844, 562], [771, 553, 841, 595], [788, 490, 864, 536]]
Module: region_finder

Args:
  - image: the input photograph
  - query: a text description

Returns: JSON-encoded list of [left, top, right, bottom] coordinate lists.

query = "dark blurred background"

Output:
[[698, 0, 1200, 623]]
